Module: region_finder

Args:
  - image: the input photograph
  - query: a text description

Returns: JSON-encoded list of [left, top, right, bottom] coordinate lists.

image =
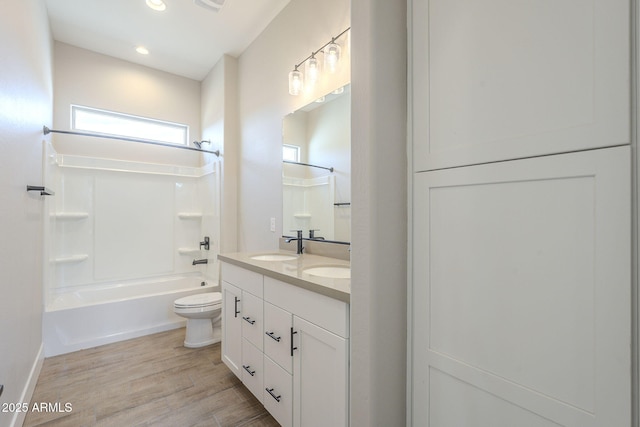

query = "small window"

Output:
[[283, 144, 300, 162], [71, 105, 189, 146]]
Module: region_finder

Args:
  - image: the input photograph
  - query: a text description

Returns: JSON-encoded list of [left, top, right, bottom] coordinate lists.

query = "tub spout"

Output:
[[192, 258, 208, 265]]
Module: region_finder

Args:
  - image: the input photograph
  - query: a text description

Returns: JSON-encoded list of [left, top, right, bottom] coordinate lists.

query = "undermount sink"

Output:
[[303, 265, 351, 279], [250, 253, 298, 262]]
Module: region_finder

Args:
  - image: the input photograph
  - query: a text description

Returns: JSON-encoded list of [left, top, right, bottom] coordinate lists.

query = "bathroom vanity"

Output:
[[218, 252, 350, 427]]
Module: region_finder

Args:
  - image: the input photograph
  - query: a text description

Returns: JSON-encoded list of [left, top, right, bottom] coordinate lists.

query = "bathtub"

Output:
[[43, 275, 217, 357]]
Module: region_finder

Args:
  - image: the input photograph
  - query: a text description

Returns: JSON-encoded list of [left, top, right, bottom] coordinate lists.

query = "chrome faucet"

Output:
[[285, 230, 305, 254], [192, 258, 208, 265]]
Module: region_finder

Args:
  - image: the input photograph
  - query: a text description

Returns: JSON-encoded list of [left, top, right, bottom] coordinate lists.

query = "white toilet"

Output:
[[173, 292, 222, 348]]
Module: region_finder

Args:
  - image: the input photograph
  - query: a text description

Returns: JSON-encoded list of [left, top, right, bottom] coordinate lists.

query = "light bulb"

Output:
[[146, 0, 166, 11], [288, 68, 303, 96], [306, 55, 320, 86], [324, 41, 341, 74]]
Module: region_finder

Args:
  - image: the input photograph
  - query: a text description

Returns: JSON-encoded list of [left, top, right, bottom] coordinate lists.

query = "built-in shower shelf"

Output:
[[53, 254, 89, 264], [51, 212, 89, 220], [177, 212, 203, 219], [178, 247, 201, 255]]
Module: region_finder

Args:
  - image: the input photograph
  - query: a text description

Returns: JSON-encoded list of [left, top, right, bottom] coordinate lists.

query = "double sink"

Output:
[[249, 253, 351, 279]]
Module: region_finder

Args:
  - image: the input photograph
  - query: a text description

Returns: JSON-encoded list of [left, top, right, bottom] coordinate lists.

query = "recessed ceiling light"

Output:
[[136, 46, 150, 55], [146, 0, 166, 11]]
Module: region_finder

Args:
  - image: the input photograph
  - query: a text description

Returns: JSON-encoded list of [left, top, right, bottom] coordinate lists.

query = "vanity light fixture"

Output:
[[288, 66, 304, 96], [146, 0, 166, 11], [306, 54, 320, 86], [287, 27, 350, 96], [324, 40, 341, 74]]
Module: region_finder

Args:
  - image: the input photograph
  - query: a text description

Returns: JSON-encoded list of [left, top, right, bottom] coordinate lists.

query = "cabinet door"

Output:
[[241, 291, 263, 350], [411, 0, 630, 172], [412, 147, 630, 426], [264, 355, 293, 427], [264, 301, 293, 373], [242, 338, 264, 404], [293, 316, 348, 427], [222, 281, 242, 379]]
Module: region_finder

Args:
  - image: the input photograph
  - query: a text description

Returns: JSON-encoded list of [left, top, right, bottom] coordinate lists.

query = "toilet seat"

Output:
[[174, 292, 221, 309]]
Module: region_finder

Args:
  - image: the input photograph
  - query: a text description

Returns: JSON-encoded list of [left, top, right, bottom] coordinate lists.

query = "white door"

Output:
[[411, 147, 630, 426], [293, 316, 348, 427], [222, 281, 242, 378], [411, 0, 630, 171]]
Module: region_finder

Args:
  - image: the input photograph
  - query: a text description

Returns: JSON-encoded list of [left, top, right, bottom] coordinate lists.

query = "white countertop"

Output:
[[218, 251, 350, 303]]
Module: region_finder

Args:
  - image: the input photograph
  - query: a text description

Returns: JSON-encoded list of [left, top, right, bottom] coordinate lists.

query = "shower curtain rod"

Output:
[[43, 126, 220, 157], [283, 160, 334, 172]]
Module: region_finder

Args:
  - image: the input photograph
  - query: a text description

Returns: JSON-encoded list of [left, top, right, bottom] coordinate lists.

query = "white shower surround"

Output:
[[43, 144, 220, 356]]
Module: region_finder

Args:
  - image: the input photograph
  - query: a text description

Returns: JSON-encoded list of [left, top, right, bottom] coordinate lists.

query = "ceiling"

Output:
[[44, 0, 291, 81]]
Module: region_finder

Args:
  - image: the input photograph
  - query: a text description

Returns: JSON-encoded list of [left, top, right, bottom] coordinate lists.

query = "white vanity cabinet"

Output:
[[221, 263, 264, 385], [220, 261, 350, 427]]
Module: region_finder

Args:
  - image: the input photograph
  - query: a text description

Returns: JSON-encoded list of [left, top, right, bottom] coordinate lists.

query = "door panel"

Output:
[[293, 316, 348, 427], [222, 281, 242, 378], [411, 0, 630, 172], [412, 147, 630, 426]]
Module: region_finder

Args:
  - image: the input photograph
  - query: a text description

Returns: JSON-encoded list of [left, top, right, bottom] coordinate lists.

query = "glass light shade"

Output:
[[306, 56, 321, 85], [146, 0, 166, 11], [288, 69, 304, 95], [324, 42, 341, 73]]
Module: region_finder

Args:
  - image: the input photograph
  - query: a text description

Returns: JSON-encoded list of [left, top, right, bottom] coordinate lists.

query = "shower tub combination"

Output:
[[43, 275, 216, 357], [43, 144, 220, 357]]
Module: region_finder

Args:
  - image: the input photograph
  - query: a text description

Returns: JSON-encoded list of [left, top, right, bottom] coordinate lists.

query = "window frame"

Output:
[[283, 144, 301, 162], [70, 105, 190, 146]]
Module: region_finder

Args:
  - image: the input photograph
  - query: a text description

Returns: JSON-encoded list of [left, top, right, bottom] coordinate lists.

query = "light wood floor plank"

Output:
[[23, 328, 278, 427]]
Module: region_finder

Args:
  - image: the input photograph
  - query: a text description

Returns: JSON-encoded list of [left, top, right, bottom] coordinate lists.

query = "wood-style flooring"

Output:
[[23, 328, 279, 427]]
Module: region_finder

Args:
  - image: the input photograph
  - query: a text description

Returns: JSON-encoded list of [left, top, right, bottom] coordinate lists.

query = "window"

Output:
[[71, 105, 189, 146], [283, 144, 300, 162]]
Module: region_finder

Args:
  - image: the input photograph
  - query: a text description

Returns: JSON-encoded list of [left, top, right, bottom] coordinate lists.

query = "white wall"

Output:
[[236, 0, 350, 251], [0, 1, 52, 426], [52, 42, 202, 167], [350, 0, 408, 425], [202, 55, 239, 256]]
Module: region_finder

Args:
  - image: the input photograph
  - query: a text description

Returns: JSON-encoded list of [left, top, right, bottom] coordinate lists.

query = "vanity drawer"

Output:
[[241, 338, 264, 404], [241, 291, 263, 350], [264, 355, 293, 427], [221, 262, 263, 297], [264, 276, 349, 338], [264, 301, 293, 374]]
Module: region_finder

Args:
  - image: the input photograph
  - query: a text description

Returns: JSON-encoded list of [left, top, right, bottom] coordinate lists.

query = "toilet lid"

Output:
[[174, 292, 221, 308]]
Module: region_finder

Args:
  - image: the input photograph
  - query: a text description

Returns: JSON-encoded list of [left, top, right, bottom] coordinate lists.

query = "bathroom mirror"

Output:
[[282, 84, 351, 243]]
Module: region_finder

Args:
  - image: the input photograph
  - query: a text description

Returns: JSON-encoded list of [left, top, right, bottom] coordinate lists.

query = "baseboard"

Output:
[[10, 342, 44, 427]]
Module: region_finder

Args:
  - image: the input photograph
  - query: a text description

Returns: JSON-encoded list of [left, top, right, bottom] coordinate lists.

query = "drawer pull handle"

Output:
[[234, 296, 240, 318], [242, 316, 256, 325], [266, 387, 282, 402], [291, 328, 298, 356], [243, 365, 256, 376], [266, 331, 281, 342]]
